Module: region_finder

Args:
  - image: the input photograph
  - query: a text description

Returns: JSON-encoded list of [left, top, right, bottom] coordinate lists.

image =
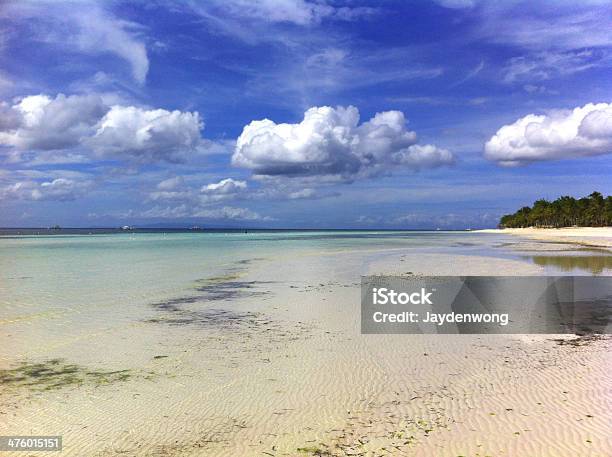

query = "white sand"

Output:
[[479, 227, 612, 249], [1, 241, 610, 456]]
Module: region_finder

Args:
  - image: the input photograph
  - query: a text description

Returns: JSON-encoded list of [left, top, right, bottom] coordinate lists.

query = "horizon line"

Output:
[[0, 226, 490, 231]]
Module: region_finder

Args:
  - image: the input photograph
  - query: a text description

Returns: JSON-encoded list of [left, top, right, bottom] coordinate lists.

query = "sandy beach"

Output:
[[478, 227, 612, 250], [1, 231, 610, 456]]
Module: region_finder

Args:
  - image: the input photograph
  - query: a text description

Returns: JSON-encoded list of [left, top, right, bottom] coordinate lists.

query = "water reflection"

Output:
[[524, 255, 612, 274]]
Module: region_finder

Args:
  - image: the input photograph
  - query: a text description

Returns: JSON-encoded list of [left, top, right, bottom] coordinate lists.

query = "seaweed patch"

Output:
[[195, 280, 274, 300], [147, 307, 262, 328], [0, 358, 133, 391]]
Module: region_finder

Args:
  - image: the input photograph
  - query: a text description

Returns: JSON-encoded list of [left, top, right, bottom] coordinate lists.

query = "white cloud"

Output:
[[222, 0, 334, 25], [148, 191, 193, 203], [450, 60, 484, 87], [192, 206, 270, 221], [147, 176, 190, 202], [140, 204, 270, 221], [146, 174, 338, 207], [34, 178, 91, 201], [522, 84, 557, 95], [392, 144, 455, 170], [188, 0, 375, 29], [248, 47, 443, 102], [197, 177, 249, 203], [253, 183, 340, 200], [0, 182, 36, 201], [148, 177, 249, 205], [481, 5, 612, 51], [0, 178, 92, 201], [201, 178, 247, 194], [233, 106, 454, 179], [438, 2, 612, 85], [72, 6, 149, 84], [484, 102, 612, 166], [88, 106, 204, 163], [157, 176, 185, 191], [287, 188, 316, 199], [502, 50, 608, 83], [3, 2, 149, 83], [0, 93, 207, 164], [0, 94, 107, 150], [435, 0, 475, 8]]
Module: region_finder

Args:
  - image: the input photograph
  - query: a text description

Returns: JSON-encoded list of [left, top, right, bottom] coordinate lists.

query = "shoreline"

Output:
[[477, 227, 612, 250]]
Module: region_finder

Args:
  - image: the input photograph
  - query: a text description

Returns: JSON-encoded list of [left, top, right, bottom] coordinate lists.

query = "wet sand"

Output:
[[1, 238, 610, 456]]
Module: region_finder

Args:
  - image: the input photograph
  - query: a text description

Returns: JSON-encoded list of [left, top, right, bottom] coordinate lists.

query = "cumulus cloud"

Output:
[[87, 106, 204, 163], [0, 94, 107, 150], [201, 178, 247, 194], [484, 102, 612, 166], [197, 178, 249, 204], [0, 93, 206, 164], [233, 106, 454, 179], [392, 144, 455, 170]]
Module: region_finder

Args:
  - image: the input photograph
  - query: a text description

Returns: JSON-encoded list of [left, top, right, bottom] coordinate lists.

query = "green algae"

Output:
[[0, 358, 132, 391]]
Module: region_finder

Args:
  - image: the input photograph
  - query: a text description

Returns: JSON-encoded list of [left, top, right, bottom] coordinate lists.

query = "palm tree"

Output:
[[498, 192, 610, 228]]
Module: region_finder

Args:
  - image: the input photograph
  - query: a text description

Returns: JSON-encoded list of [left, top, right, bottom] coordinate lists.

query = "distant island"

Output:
[[500, 192, 612, 228]]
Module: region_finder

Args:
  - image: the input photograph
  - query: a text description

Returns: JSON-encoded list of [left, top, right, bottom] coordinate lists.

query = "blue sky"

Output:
[[0, 0, 611, 228]]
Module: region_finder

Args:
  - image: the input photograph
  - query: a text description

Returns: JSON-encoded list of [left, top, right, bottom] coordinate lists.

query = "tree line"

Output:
[[499, 192, 612, 228]]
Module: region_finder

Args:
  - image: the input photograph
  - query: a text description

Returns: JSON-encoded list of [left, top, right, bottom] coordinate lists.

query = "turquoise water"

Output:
[[2, 230, 609, 361], [0, 230, 505, 316], [0, 230, 548, 359], [0, 230, 504, 315], [3, 230, 609, 320]]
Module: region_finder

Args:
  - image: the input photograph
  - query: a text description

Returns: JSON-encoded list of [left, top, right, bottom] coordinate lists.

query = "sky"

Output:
[[0, 0, 611, 229]]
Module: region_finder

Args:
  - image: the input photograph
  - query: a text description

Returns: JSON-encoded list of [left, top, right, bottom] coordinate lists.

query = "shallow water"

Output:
[[522, 254, 612, 274], [0, 230, 592, 330], [1, 230, 601, 364], [0, 231, 507, 357]]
